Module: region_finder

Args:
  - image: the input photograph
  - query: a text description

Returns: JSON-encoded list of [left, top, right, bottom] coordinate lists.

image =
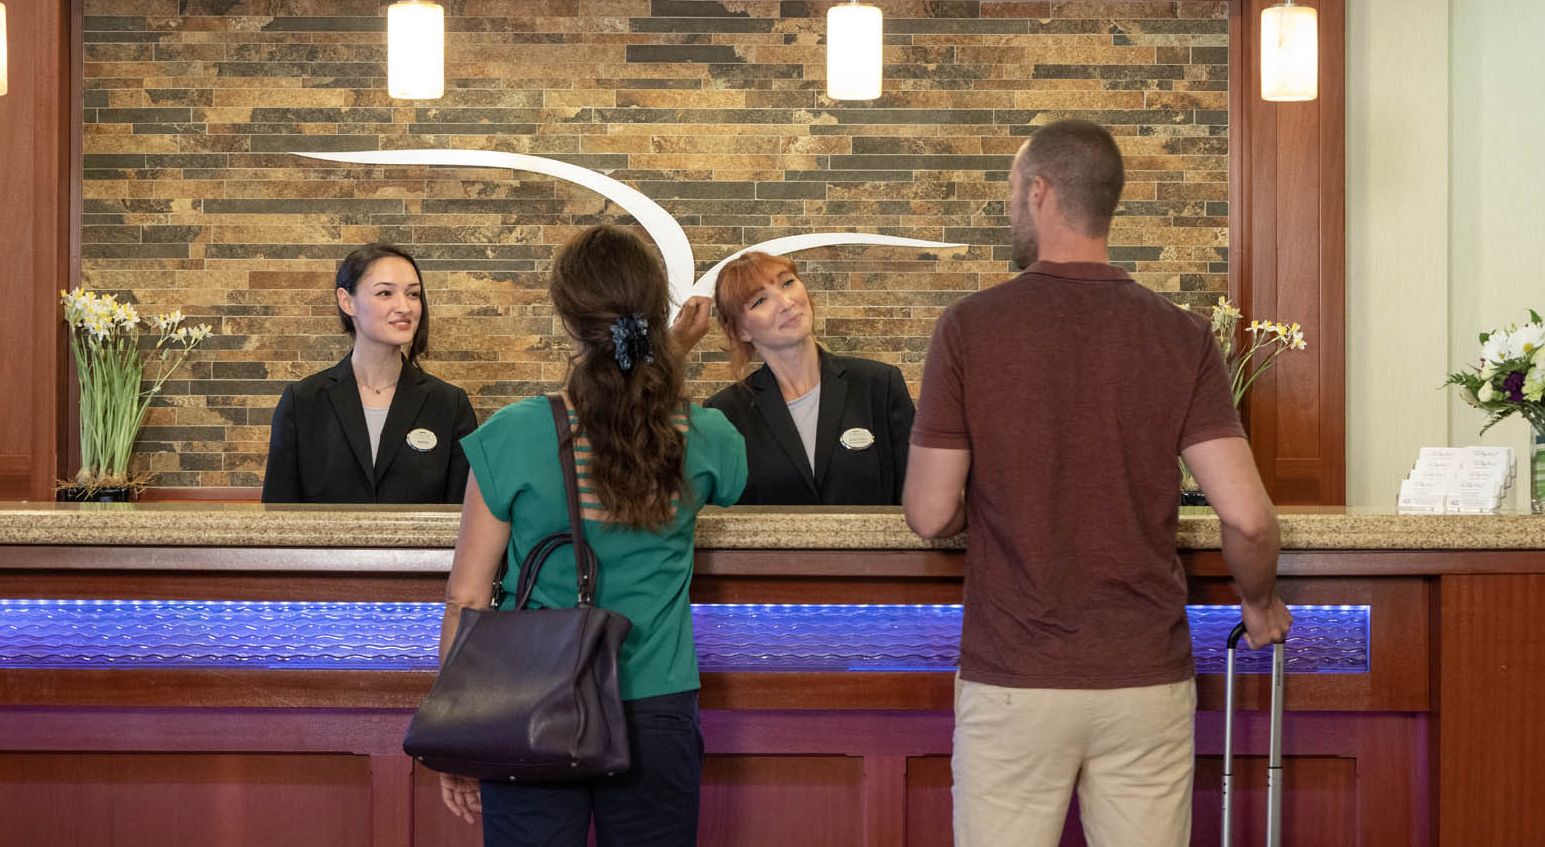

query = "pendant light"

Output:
[[387, 0, 444, 100], [0, 3, 9, 97], [1260, 0, 1317, 102], [826, 1, 883, 101]]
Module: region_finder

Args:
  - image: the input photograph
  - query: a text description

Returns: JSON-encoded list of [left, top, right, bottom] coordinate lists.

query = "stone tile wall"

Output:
[[81, 0, 1228, 486]]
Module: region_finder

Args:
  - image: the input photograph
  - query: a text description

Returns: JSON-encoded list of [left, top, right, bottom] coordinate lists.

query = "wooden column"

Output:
[[1230, 0, 1348, 505], [0, 0, 74, 500]]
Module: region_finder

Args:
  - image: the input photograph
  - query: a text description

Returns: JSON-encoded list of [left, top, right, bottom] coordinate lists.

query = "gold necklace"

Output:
[[359, 378, 398, 395]]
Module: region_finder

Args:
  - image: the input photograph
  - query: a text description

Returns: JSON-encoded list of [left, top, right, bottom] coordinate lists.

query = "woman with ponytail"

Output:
[[435, 225, 747, 846]]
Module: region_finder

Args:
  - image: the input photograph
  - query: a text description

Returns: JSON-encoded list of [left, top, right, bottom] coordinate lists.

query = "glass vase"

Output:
[[1532, 427, 1545, 515]]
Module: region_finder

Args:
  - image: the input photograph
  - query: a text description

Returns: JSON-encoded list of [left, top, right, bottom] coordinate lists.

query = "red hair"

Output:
[[712, 251, 806, 381]]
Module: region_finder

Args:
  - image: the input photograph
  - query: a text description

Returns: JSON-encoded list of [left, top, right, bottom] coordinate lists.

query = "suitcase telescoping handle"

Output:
[[1221, 621, 1285, 847]]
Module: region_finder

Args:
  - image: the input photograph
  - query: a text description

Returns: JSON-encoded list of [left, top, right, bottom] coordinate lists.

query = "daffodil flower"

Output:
[[59, 287, 216, 487], [1202, 296, 1310, 407]]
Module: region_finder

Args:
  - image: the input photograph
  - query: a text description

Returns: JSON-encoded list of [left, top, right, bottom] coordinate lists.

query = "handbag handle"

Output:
[[547, 393, 600, 607], [488, 394, 599, 610]]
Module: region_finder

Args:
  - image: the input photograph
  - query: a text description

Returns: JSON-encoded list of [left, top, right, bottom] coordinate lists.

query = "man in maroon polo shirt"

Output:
[[903, 119, 1293, 847]]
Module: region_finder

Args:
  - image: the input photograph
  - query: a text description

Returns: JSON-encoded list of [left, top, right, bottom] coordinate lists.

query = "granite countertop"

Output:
[[0, 503, 1542, 550]]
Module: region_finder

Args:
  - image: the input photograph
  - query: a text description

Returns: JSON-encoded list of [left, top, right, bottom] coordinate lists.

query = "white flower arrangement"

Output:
[[1446, 309, 1545, 434], [60, 288, 214, 493]]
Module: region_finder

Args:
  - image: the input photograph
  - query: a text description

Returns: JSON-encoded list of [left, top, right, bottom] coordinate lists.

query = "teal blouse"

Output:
[[461, 396, 747, 701]]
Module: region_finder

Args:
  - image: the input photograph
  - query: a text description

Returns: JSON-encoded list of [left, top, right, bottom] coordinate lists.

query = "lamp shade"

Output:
[[826, 3, 883, 101], [387, 0, 444, 100], [1260, 2, 1317, 102], [1, 3, 9, 98]]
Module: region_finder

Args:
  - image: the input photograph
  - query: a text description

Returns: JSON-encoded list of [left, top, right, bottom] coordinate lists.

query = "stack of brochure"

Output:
[[1397, 447, 1515, 514]]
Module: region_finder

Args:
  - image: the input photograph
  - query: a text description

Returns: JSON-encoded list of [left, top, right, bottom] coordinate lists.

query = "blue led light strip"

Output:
[[0, 600, 1369, 674]]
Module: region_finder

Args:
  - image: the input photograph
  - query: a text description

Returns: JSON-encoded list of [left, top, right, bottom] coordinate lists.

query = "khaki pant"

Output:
[[952, 676, 1196, 847]]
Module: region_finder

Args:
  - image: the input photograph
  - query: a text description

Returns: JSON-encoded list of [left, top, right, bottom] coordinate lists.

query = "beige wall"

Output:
[[1346, 0, 1545, 509]]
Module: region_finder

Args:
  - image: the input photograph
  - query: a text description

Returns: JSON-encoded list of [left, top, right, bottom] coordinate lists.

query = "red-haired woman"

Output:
[[706, 252, 914, 505]]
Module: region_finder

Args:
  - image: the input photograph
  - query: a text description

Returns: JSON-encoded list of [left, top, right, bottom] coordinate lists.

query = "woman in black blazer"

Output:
[[262, 244, 477, 504], [705, 252, 914, 505]]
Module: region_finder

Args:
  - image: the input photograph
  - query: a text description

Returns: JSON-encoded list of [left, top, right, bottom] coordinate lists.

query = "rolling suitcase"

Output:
[[1221, 621, 1285, 847]]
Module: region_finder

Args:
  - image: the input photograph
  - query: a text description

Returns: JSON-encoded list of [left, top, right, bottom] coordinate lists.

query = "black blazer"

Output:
[[262, 356, 477, 504], [705, 350, 914, 506]]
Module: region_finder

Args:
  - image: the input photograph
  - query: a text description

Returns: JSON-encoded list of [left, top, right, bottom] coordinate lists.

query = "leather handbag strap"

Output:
[[487, 394, 599, 610], [509, 532, 569, 610], [546, 393, 599, 607]]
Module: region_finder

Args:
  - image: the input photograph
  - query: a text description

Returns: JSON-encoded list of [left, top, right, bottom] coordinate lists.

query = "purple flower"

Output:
[[1503, 370, 1526, 402]]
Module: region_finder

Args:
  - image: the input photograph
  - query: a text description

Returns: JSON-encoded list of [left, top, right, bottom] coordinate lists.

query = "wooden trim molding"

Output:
[[0, 0, 71, 501], [137, 486, 263, 502], [1230, 0, 1348, 505], [61, 0, 84, 483]]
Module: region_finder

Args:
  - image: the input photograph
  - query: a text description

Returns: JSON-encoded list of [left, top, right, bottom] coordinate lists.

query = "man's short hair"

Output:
[[1018, 119, 1125, 237]]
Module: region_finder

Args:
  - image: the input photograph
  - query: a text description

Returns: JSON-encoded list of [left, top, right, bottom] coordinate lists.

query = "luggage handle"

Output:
[[1221, 621, 1285, 847]]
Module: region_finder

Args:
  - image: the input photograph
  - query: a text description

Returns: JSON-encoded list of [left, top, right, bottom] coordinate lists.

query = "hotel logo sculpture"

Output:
[[298, 148, 967, 321]]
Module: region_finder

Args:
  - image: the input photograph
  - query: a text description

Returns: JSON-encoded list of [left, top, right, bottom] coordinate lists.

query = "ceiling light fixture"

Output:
[[826, 1, 883, 101], [1261, 0, 1318, 102], [387, 0, 444, 101], [0, 3, 9, 97]]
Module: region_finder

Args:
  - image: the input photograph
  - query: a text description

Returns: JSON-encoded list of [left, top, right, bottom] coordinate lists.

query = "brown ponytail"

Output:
[[548, 225, 688, 530]]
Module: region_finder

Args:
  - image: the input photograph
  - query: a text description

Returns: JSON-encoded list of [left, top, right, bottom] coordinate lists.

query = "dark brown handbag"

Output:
[[403, 393, 632, 781]]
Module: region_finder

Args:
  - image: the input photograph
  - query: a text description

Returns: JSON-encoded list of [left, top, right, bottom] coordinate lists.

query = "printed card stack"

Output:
[[1397, 447, 1516, 514]]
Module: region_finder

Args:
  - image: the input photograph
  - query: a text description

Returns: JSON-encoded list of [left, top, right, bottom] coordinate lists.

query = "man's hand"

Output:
[[440, 773, 482, 824], [670, 296, 713, 353], [1240, 595, 1292, 650]]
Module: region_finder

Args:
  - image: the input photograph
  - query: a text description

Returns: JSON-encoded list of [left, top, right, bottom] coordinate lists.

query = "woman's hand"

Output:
[[669, 296, 713, 353], [434, 472, 504, 826], [439, 773, 483, 824]]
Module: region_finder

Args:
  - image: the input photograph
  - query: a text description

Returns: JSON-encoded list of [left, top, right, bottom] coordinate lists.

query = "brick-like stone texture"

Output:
[[82, 0, 1229, 486]]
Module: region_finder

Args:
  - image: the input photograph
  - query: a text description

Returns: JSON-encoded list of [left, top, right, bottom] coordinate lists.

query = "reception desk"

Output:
[[1, 504, 1542, 846]]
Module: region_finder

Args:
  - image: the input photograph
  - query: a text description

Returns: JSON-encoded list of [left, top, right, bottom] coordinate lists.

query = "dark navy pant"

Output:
[[480, 689, 703, 847]]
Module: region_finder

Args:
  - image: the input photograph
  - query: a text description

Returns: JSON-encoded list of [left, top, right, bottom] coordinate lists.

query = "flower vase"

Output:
[[1178, 459, 1208, 507], [1532, 427, 1545, 515], [56, 485, 134, 503]]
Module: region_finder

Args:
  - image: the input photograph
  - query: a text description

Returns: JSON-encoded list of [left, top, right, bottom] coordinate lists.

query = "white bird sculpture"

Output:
[[298, 149, 967, 321]]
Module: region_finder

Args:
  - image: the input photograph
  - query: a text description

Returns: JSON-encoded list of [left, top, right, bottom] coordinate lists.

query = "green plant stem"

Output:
[[1233, 344, 1292, 405]]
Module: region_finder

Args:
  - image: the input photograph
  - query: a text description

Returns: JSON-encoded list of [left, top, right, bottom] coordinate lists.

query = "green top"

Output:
[[461, 395, 747, 701]]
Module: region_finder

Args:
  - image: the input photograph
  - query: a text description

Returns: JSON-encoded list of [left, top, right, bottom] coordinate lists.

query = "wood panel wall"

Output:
[[0, 752, 375, 847], [0, 707, 1426, 847], [0, 0, 73, 500], [1230, 0, 1347, 504], [1437, 574, 1545, 846]]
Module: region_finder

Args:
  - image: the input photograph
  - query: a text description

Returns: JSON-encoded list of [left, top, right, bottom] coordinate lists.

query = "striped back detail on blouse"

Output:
[[566, 405, 691, 523]]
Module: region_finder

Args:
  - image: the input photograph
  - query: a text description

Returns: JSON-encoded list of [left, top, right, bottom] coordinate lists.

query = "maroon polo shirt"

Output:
[[912, 261, 1244, 689]]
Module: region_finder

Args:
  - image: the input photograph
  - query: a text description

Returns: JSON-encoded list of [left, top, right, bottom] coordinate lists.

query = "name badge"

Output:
[[839, 427, 875, 451], [406, 428, 438, 452]]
